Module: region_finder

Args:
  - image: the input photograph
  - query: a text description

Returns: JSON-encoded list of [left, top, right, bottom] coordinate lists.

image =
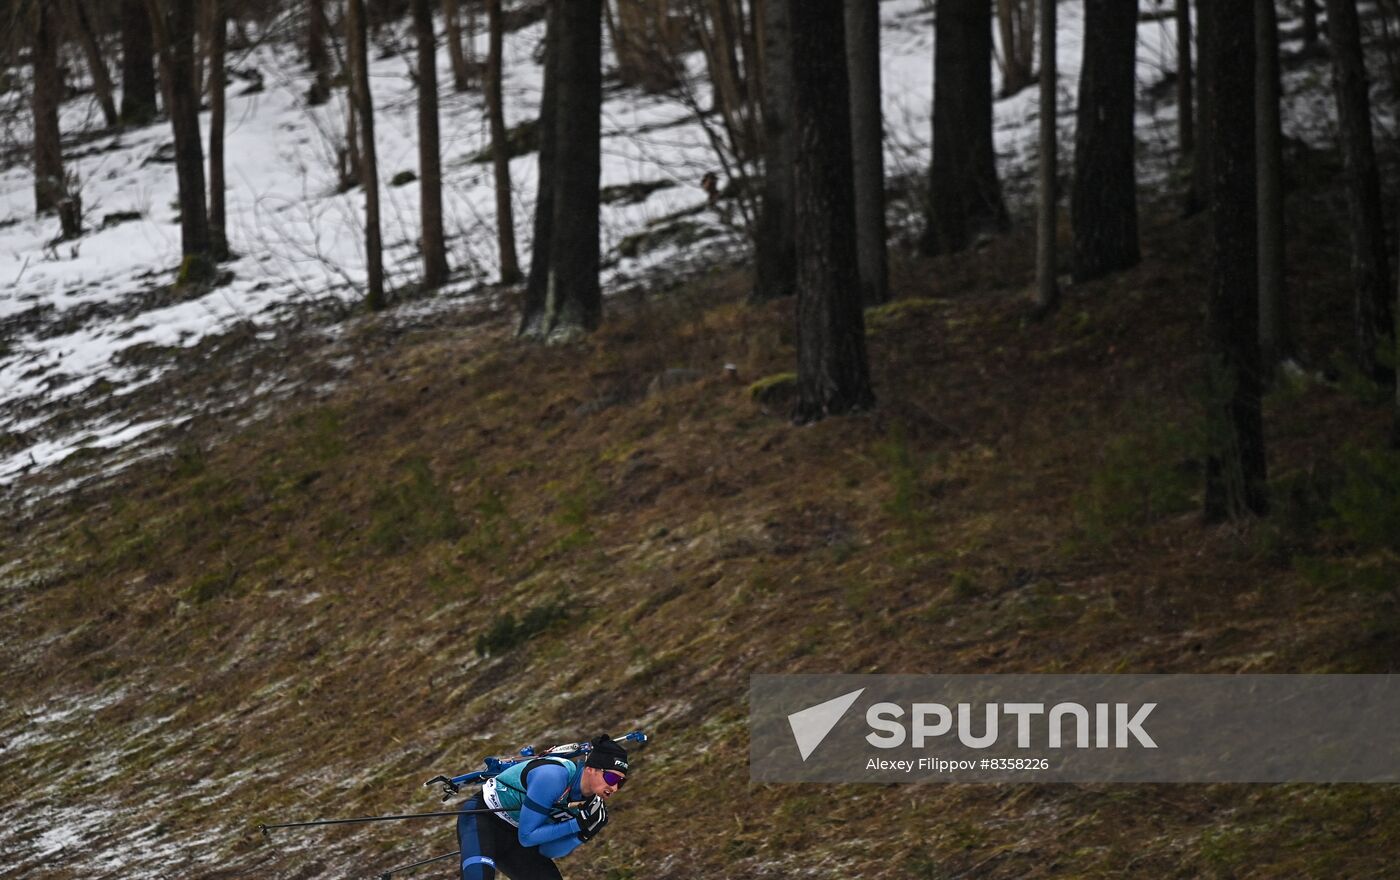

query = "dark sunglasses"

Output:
[[601, 770, 627, 788]]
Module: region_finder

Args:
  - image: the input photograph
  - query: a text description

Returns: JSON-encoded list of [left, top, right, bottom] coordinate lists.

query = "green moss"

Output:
[[747, 372, 796, 404]]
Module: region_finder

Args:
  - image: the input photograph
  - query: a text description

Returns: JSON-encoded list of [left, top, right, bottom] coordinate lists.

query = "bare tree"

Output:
[[487, 0, 520, 283], [411, 0, 448, 289], [307, 0, 333, 105], [521, 0, 560, 333], [752, 0, 796, 303], [149, 0, 213, 273], [444, 0, 473, 91], [1325, 0, 1394, 380], [348, 0, 385, 308], [1033, 0, 1057, 316], [1176, 0, 1193, 160], [31, 1, 68, 223], [67, 0, 120, 127], [1201, 0, 1267, 520], [791, 0, 873, 423], [1070, 0, 1139, 282], [845, 0, 888, 306], [921, 0, 1007, 255], [208, 0, 228, 260], [121, 0, 159, 125], [995, 0, 1036, 97], [1257, 0, 1289, 371]]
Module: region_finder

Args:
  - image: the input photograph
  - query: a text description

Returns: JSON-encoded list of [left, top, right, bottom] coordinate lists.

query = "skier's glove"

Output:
[[576, 795, 609, 842]]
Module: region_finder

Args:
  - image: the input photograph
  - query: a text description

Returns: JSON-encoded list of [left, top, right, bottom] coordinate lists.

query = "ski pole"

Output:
[[379, 848, 460, 879], [258, 802, 585, 836]]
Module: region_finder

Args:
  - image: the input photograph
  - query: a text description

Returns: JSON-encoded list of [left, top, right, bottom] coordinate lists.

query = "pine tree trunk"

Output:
[[348, 0, 385, 309], [67, 0, 120, 128], [307, 0, 333, 105], [1034, 0, 1058, 316], [1177, 0, 1194, 159], [542, 0, 602, 337], [122, 0, 160, 125], [32, 3, 66, 218], [413, 0, 449, 289], [1257, 0, 1289, 370], [995, 0, 1034, 97], [1070, 0, 1139, 282], [921, 0, 1007, 256], [752, 0, 796, 303], [1202, 0, 1267, 521], [487, 0, 521, 284], [791, 0, 874, 423], [1325, 0, 1395, 380], [209, 0, 228, 260], [445, 0, 472, 91], [520, 0, 560, 335], [1302, 0, 1319, 51], [1188, 0, 1213, 216], [845, 0, 887, 306]]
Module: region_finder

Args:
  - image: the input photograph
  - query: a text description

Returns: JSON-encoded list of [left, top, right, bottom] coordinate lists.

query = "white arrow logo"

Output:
[[787, 688, 865, 761]]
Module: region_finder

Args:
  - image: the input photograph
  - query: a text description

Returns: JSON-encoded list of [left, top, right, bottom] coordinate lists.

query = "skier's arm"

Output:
[[516, 763, 585, 854]]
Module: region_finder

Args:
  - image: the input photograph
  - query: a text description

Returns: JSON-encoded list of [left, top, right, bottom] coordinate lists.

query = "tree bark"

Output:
[[520, 0, 601, 340], [1302, 0, 1319, 51], [487, 0, 521, 284], [921, 0, 1007, 256], [791, 0, 874, 423], [122, 0, 160, 125], [752, 0, 796, 303], [1257, 0, 1289, 370], [307, 0, 333, 105], [845, 0, 887, 306], [1070, 0, 1139, 282], [445, 0, 472, 91], [32, 2, 65, 218], [1033, 0, 1057, 315], [348, 0, 385, 309], [1325, 0, 1395, 380], [413, 0, 449, 289], [1202, 0, 1267, 521], [520, 0, 560, 334], [209, 0, 228, 260], [68, 0, 120, 128], [995, 0, 1036, 97], [151, 0, 213, 269], [1187, 0, 1214, 216]]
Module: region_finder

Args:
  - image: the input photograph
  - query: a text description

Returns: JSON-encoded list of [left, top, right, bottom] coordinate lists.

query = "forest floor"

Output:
[[3, 142, 1400, 877]]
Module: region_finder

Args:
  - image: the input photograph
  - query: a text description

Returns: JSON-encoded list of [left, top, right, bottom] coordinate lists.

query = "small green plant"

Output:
[[474, 596, 572, 656], [1328, 447, 1400, 554], [1073, 411, 1199, 546], [367, 457, 463, 554], [186, 566, 239, 603]]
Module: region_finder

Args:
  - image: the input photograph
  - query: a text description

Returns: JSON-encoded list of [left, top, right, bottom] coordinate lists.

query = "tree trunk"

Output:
[[1257, 0, 1289, 370], [995, 0, 1035, 97], [121, 0, 160, 125], [445, 0, 472, 91], [32, 2, 68, 225], [209, 0, 228, 260], [411, 0, 449, 289], [1202, 0, 1267, 521], [67, 0, 120, 128], [1325, 0, 1395, 380], [791, 0, 874, 423], [521, 0, 560, 334], [487, 0, 521, 284], [348, 0, 385, 309], [152, 0, 213, 270], [845, 0, 887, 306], [1070, 0, 1139, 282], [307, 0, 333, 105], [1033, 0, 1057, 315], [1176, 0, 1194, 160], [921, 0, 1007, 256], [752, 0, 796, 303]]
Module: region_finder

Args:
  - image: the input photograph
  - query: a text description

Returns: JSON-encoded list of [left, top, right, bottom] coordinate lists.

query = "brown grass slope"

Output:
[[3, 182, 1400, 878]]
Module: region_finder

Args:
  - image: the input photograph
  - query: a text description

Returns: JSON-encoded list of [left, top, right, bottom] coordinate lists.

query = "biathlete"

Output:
[[457, 734, 630, 879]]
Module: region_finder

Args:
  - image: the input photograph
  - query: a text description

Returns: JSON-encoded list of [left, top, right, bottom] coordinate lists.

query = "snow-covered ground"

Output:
[[0, 1, 1328, 508]]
